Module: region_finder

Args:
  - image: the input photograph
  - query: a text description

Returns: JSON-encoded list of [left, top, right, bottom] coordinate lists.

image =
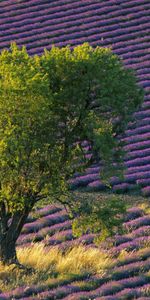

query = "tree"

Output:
[[0, 43, 144, 265]]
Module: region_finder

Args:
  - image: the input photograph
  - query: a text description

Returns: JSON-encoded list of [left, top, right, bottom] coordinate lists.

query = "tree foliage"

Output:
[[0, 43, 144, 264]]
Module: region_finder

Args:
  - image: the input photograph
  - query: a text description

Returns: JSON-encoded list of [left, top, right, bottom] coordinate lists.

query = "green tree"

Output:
[[0, 43, 143, 265]]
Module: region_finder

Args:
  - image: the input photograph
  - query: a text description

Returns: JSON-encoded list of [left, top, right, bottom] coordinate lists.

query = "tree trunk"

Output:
[[0, 206, 31, 266], [0, 236, 17, 265]]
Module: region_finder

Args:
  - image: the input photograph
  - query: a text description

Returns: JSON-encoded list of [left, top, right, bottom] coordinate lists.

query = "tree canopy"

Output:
[[0, 42, 144, 264]]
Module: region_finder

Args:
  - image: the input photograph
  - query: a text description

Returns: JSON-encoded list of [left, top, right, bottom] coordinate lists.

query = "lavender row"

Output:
[[112, 183, 135, 193], [141, 101, 150, 110], [0, 0, 78, 9], [127, 60, 150, 72], [70, 173, 101, 188], [0, 13, 149, 48], [142, 186, 150, 197], [116, 247, 150, 268], [127, 117, 150, 131], [0, 273, 88, 299], [25, 28, 150, 56], [1, 13, 149, 58], [125, 207, 144, 222], [2, 8, 149, 39], [133, 108, 150, 120], [1, 19, 150, 52], [0, 0, 104, 19], [114, 38, 150, 55], [0, 7, 137, 36], [0, 0, 76, 8], [22, 210, 69, 234], [124, 215, 150, 231], [0, 2, 118, 27], [125, 148, 150, 161], [125, 156, 150, 169], [123, 131, 150, 145], [0, 0, 148, 17], [92, 275, 150, 298], [17, 220, 72, 245], [120, 47, 150, 61], [30, 204, 62, 218], [126, 124, 150, 137], [124, 53, 150, 66], [0, 2, 149, 36], [113, 283, 150, 299], [127, 225, 150, 239], [127, 163, 150, 175], [112, 258, 150, 280], [124, 140, 150, 152], [12, 25, 149, 57], [111, 236, 150, 255], [1, 1, 149, 27]]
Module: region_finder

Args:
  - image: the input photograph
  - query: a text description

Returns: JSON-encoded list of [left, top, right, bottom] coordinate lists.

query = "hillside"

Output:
[[0, 0, 150, 299], [0, 0, 150, 195]]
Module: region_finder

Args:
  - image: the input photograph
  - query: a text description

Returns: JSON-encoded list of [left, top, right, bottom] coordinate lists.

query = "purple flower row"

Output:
[[114, 38, 150, 56], [0, 7, 128, 37], [124, 53, 150, 67], [17, 25, 148, 58], [1, 19, 149, 56], [112, 183, 135, 192], [137, 178, 150, 187], [125, 156, 150, 168], [0, 0, 74, 10], [117, 247, 150, 268], [22, 210, 69, 234], [1, 1, 149, 35], [123, 130, 150, 144], [93, 274, 149, 297], [124, 139, 150, 152], [87, 180, 106, 191], [112, 236, 150, 254], [112, 258, 150, 280], [26, 28, 150, 57], [126, 171, 150, 183], [121, 47, 150, 61], [125, 207, 144, 221], [0, 0, 147, 20], [142, 186, 150, 196], [124, 215, 150, 231], [0, 0, 102, 20], [127, 163, 150, 175], [127, 59, 150, 71], [0, 2, 118, 28], [31, 204, 62, 218], [126, 124, 150, 138], [1, 19, 150, 54], [70, 173, 101, 188], [1, 12, 149, 52], [0, 270, 85, 299], [17, 220, 72, 246], [141, 101, 150, 110], [126, 164, 150, 174], [128, 225, 150, 239]]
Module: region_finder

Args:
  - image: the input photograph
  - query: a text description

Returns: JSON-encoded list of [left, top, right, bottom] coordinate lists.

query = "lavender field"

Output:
[[0, 201, 150, 299], [0, 0, 150, 194], [0, 0, 150, 299]]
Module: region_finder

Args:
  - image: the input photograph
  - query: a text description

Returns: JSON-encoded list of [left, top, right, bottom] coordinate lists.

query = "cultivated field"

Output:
[[0, 0, 150, 299]]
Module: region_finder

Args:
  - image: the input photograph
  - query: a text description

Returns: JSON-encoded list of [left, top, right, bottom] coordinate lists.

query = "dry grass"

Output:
[[0, 243, 114, 292], [18, 243, 113, 275]]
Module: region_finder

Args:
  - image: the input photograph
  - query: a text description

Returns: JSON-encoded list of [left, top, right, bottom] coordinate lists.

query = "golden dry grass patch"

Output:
[[17, 243, 114, 275]]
